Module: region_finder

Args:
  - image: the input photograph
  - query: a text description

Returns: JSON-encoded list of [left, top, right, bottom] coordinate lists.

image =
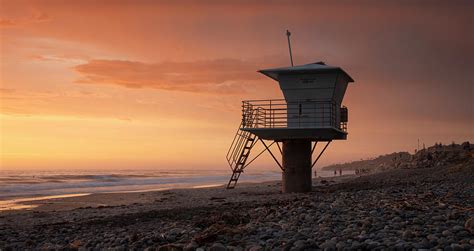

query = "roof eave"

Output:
[[257, 70, 279, 81], [340, 69, 355, 83], [259, 68, 354, 83]]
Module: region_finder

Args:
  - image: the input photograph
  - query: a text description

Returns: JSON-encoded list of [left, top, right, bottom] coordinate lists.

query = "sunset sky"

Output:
[[1, 0, 473, 171]]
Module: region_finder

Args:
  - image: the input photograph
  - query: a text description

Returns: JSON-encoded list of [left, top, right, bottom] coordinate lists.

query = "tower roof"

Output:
[[258, 61, 354, 82]]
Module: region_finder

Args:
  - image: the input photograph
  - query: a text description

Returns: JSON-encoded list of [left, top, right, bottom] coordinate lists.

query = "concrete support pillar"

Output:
[[282, 139, 312, 193]]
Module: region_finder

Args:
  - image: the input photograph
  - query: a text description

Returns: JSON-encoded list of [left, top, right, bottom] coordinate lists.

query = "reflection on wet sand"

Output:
[[0, 193, 90, 211]]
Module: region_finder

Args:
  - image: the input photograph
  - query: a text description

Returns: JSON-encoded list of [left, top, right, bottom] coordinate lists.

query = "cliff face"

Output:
[[322, 142, 473, 173]]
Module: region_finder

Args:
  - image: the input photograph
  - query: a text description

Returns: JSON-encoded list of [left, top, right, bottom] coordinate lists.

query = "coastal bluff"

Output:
[[322, 141, 473, 173]]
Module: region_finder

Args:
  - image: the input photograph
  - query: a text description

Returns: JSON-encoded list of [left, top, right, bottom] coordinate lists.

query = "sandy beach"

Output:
[[1, 161, 473, 250]]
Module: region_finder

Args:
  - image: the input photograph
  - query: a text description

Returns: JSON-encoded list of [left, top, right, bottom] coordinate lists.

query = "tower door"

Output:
[[287, 101, 333, 128]]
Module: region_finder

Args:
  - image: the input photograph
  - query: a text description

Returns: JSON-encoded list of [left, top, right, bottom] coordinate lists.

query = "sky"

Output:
[[1, 0, 473, 171]]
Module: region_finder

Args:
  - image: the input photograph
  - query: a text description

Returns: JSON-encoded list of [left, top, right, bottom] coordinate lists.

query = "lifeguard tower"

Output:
[[226, 31, 354, 193]]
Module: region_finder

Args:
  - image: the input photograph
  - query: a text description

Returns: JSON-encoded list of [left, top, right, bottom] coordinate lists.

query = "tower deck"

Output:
[[242, 127, 346, 141], [239, 99, 348, 141]]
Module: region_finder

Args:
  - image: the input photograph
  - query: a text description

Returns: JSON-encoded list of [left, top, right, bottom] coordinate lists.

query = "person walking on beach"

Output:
[[339, 169, 342, 176], [334, 170, 337, 176]]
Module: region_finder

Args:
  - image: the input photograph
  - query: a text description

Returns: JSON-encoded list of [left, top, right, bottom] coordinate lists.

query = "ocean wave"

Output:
[[0, 170, 281, 200]]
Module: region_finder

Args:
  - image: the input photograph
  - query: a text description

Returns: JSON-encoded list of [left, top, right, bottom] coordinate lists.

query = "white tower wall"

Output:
[[278, 73, 337, 101], [277, 73, 348, 128]]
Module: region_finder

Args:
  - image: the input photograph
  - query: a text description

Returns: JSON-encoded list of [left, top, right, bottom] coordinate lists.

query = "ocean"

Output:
[[0, 168, 353, 203]]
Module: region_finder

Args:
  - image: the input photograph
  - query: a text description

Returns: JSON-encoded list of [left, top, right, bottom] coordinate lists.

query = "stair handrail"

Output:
[[226, 104, 259, 168], [226, 106, 250, 165]]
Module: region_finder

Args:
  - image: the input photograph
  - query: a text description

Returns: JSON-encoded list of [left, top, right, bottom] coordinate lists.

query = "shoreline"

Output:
[[0, 173, 355, 213], [0, 169, 351, 202]]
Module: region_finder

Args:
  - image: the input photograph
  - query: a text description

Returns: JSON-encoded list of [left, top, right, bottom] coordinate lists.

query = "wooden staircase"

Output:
[[226, 133, 257, 189], [225, 106, 260, 189]]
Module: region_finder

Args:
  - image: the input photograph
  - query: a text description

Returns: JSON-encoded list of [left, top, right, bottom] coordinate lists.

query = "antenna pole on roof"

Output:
[[286, 29, 294, 66]]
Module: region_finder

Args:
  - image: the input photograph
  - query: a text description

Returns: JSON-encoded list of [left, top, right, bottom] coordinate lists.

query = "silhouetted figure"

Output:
[[339, 169, 342, 176], [334, 170, 337, 176]]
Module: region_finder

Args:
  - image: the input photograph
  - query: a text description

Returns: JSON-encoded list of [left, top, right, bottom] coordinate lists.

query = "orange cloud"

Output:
[[0, 12, 49, 28], [0, 88, 16, 94], [74, 59, 262, 94], [30, 54, 87, 64], [0, 18, 17, 27]]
